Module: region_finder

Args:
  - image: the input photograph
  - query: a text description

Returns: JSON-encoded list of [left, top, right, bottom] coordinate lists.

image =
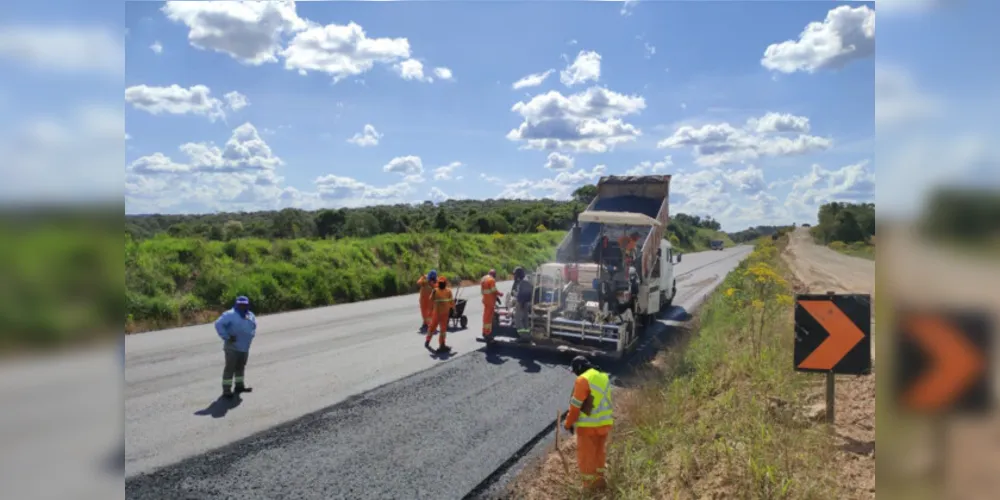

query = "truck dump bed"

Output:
[[557, 175, 671, 281]]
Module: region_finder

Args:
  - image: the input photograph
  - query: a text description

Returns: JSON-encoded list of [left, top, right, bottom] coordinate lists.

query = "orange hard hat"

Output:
[[437, 276, 447, 283]]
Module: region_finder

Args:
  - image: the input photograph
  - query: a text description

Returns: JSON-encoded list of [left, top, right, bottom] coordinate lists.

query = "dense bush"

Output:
[[810, 202, 875, 245], [126, 232, 565, 332]]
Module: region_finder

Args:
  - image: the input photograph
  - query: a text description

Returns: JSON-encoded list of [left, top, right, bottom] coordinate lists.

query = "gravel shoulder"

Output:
[[782, 227, 875, 500]]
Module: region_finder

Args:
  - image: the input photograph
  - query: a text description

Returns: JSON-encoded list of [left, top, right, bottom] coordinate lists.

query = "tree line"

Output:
[[126, 185, 734, 246], [810, 202, 875, 245]]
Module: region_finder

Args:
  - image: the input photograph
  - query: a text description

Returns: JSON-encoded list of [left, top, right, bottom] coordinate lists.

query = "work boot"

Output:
[[436, 345, 452, 354], [222, 387, 234, 398], [235, 384, 253, 394], [424, 339, 431, 349], [420, 324, 428, 333]]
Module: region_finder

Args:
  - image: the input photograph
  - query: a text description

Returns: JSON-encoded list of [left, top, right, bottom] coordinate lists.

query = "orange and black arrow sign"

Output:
[[794, 294, 871, 375], [895, 310, 992, 415]]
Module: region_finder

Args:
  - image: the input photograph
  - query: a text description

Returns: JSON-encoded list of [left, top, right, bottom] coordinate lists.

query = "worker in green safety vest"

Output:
[[561, 355, 614, 490]]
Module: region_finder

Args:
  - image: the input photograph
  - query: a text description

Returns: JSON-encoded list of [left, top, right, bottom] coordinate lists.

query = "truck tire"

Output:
[[661, 281, 676, 309]]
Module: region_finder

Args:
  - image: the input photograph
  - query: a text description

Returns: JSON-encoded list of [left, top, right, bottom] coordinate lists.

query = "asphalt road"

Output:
[[125, 245, 752, 498]]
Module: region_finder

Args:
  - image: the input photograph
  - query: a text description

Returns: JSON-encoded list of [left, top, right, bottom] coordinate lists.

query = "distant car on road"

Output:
[[710, 240, 724, 251]]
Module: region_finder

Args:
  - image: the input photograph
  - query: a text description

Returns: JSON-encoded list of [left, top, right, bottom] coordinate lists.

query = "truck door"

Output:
[[660, 240, 675, 300]]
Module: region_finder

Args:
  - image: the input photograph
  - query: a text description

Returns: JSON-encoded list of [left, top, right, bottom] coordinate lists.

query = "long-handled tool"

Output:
[[554, 410, 570, 474]]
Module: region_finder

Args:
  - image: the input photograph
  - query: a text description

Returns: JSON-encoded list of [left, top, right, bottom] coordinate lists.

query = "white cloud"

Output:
[[643, 42, 656, 59], [657, 112, 832, 166], [499, 165, 607, 200], [0, 104, 123, 202], [512, 69, 554, 90], [626, 156, 672, 175], [560, 50, 601, 87], [347, 124, 382, 147], [433, 161, 462, 180], [876, 64, 942, 129], [433, 67, 453, 80], [428, 187, 449, 201], [125, 84, 227, 121], [481, 173, 503, 184], [0, 26, 123, 76], [784, 159, 875, 217], [726, 164, 767, 195], [162, 0, 308, 66], [394, 58, 432, 82], [382, 155, 424, 176], [224, 90, 249, 111], [545, 152, 575, 171], [669, 168, 732, 217], [621, 0, 639, 16], [507, 86, 646, 153], [127, 122, 283, 175], [282, 21, 412, 82], [761, 5, 875, 74], [315, 174, 412, 204], [746, 112, 811, 134], [150, 41, 163, 54]]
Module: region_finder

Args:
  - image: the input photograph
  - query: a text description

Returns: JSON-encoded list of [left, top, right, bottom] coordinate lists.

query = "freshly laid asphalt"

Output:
[[125, 246, 752, 499]]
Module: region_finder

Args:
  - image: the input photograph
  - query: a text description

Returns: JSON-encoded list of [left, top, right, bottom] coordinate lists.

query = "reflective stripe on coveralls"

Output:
[[427, 287, 454, 347], [574, 368, 614, 428], [418, 276, 434, 326], [481, 275, 499, 335]]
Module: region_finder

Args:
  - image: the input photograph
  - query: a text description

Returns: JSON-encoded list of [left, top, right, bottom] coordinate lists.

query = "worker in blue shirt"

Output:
[[214, 296, 257, 398]]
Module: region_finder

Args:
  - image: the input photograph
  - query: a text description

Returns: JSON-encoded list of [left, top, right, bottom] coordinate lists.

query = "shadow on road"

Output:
[[194, 395, 243, 419], [477, 305, 697, 381]]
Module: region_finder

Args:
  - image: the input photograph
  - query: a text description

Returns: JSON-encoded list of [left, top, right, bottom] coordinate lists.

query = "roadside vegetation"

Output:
[[919, 187, 1000, 258], [0, 208, 121, 350], [123, 188, 737, 333], [514, 235, 843, 499], [125, 231, 564, 333], [810, 202, 875, 260]]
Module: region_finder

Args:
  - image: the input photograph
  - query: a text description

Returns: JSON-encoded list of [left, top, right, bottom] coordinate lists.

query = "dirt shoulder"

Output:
[[782, 227, 875, 500]]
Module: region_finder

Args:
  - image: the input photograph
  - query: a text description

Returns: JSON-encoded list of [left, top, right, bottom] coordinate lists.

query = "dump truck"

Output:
[[483, 175, 682, 360]]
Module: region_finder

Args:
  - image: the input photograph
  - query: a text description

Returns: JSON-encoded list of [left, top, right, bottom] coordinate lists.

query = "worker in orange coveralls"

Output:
[[479, 269, 503, 343], [561, 355, 614, 490], [618, 232, 641, 268], [425, 276, 454, 354], [417, 269, 437, 333]]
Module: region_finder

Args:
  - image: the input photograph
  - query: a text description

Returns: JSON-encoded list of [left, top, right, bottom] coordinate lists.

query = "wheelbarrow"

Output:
[[449, 286, 469, 330]]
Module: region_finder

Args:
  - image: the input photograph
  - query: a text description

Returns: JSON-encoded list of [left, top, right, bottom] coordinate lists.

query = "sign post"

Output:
[[794, 292, 872, 425]]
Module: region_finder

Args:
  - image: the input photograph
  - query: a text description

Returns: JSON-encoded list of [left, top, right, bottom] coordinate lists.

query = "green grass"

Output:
[[578, 236, 842, 499], [0, 222, 122, 350], [828, 241, 875, 260], [126, 231, 565, 332]]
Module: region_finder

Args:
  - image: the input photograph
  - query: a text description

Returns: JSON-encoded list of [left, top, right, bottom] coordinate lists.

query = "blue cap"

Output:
[[235, 296, 250, 305], [428, 269, 438, 279]]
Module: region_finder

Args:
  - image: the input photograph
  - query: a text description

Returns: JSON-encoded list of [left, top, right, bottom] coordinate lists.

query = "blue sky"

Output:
[[7, 0, 992, 231]]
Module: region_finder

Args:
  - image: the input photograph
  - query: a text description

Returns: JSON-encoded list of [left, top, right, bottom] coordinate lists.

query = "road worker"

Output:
[[561, 355, 614, 490], [214, 296, 257, 398], [480, 269, 503, 343], [618, 231, 641, 268], [425, 276, 454, 354], [511, 267, 533, 341], [417, 269, 438, 332]]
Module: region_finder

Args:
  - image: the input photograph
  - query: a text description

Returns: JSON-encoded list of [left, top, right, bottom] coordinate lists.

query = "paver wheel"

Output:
[[460, 315, 468, 329]]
